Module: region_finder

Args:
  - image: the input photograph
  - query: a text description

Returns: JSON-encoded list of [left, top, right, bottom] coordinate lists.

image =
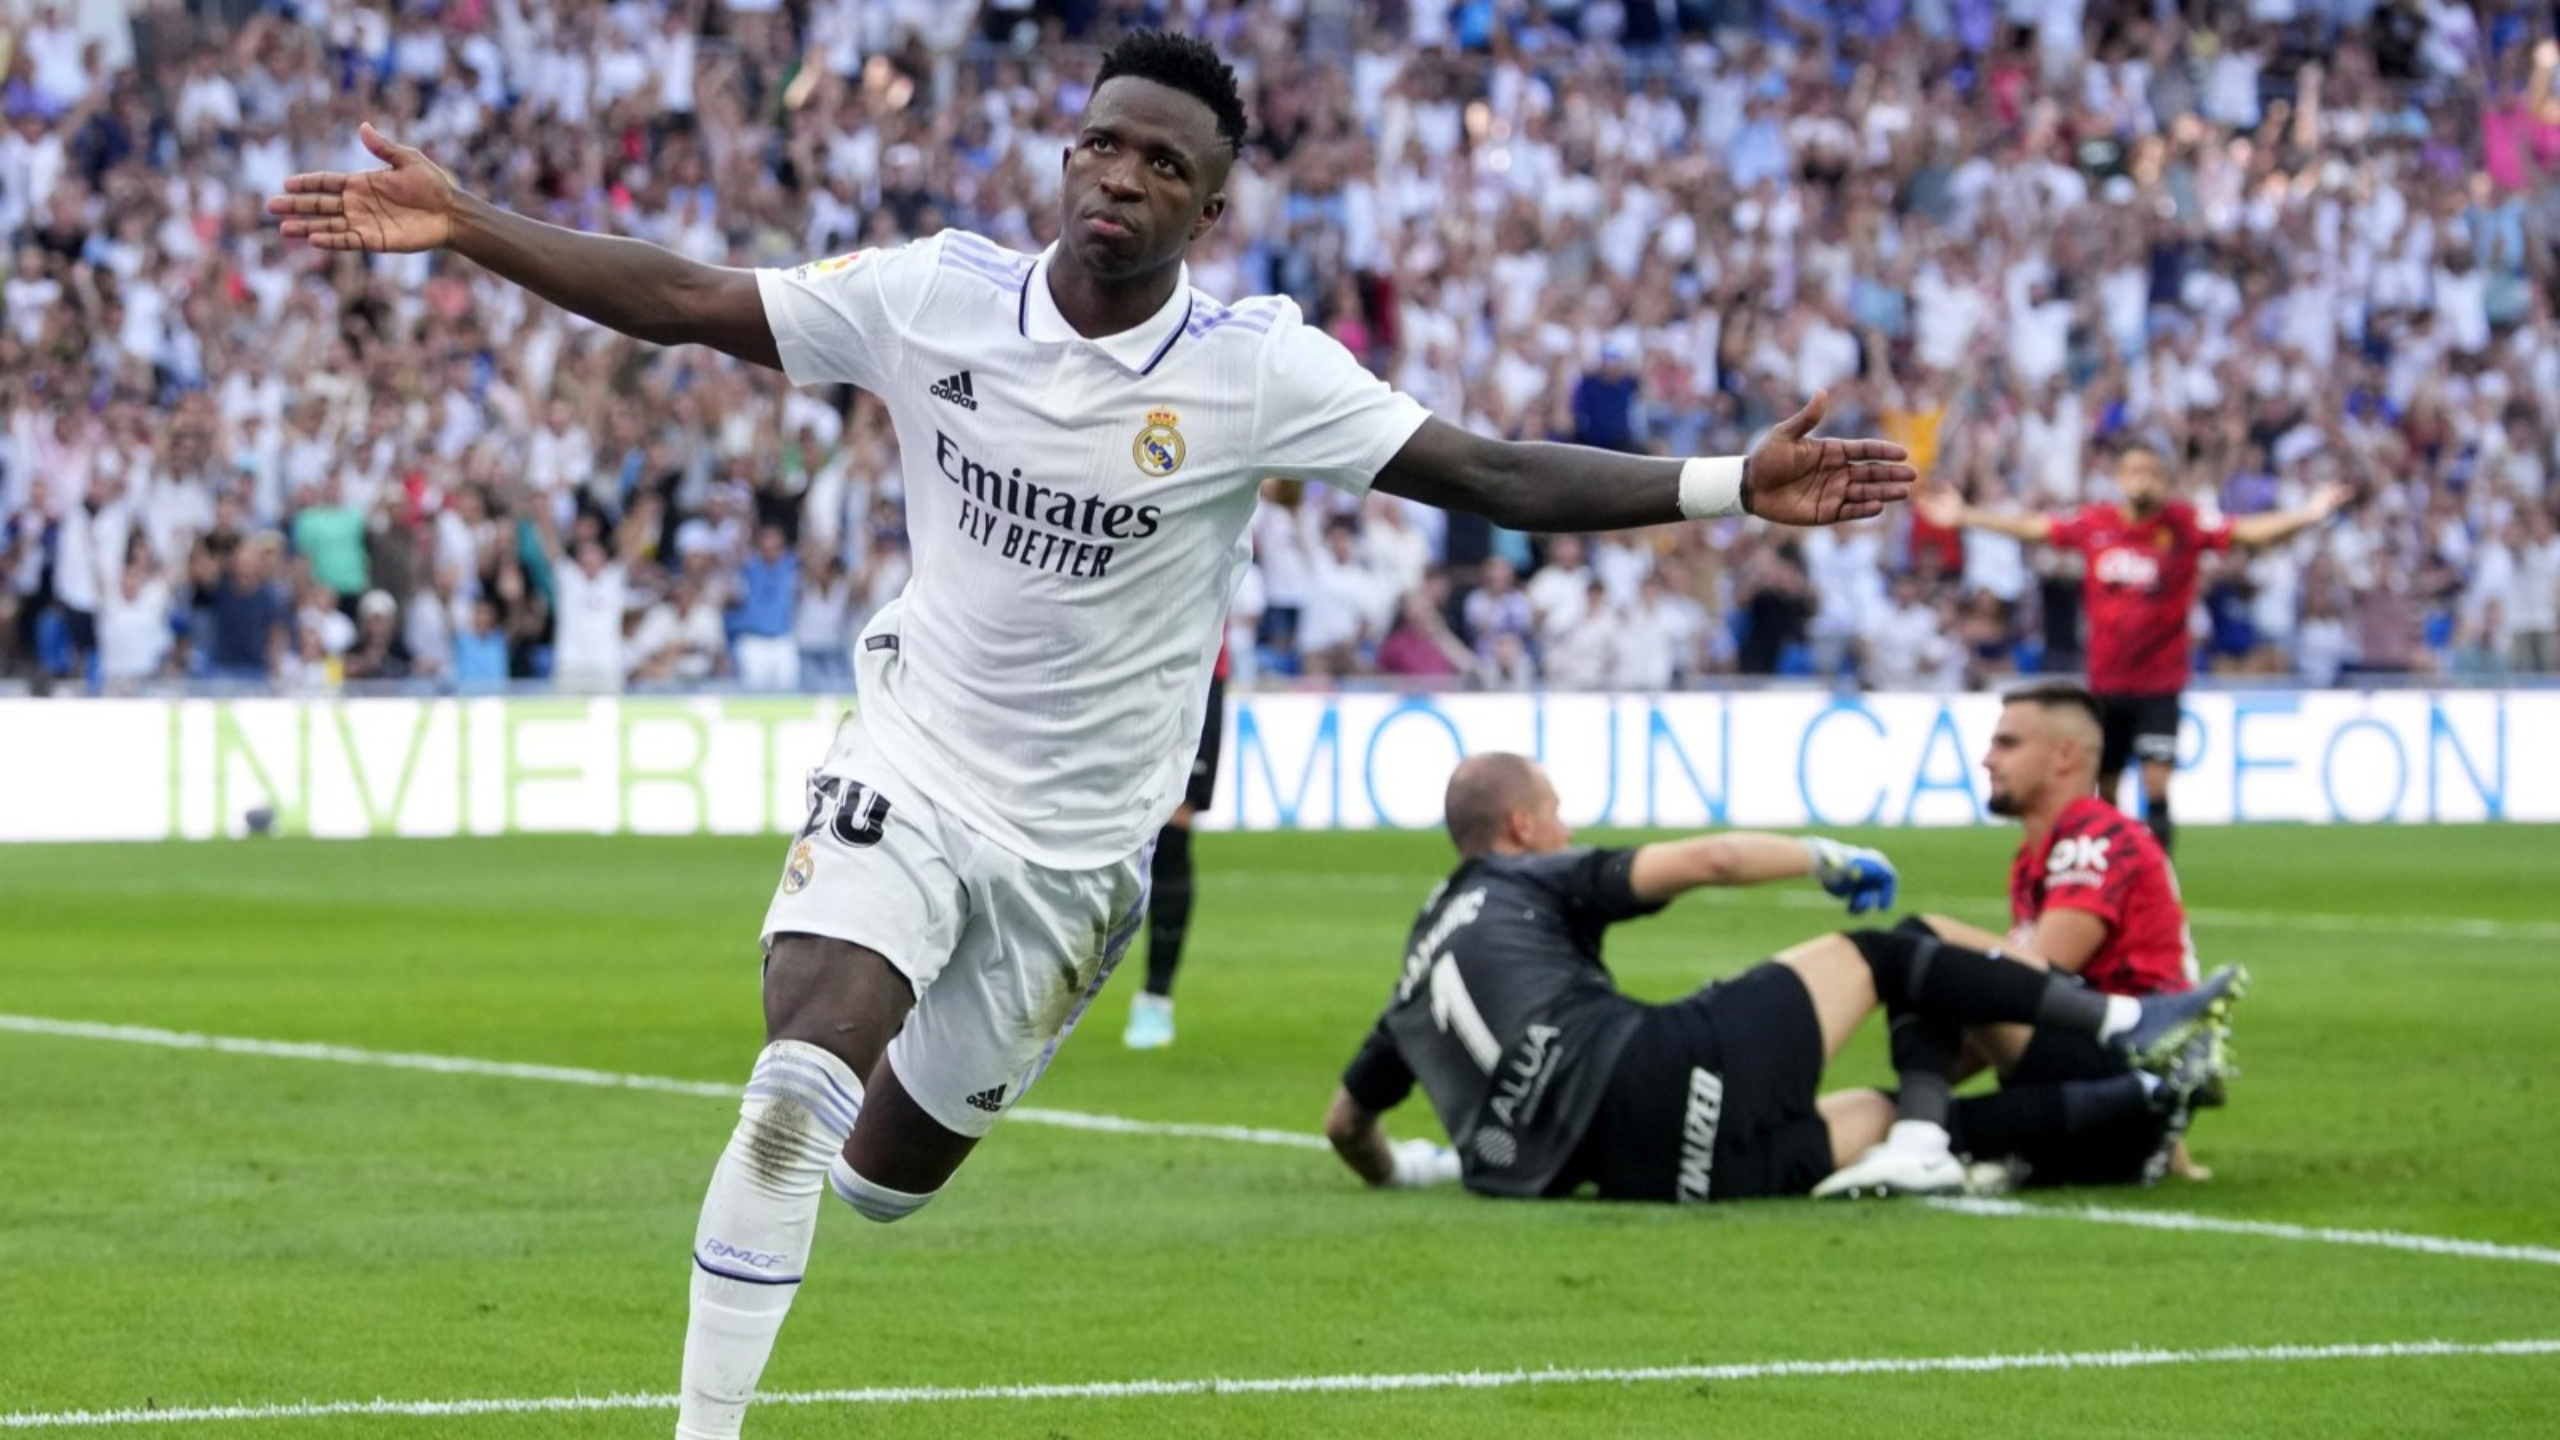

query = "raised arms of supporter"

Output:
[[1913, 485, 2053, 543], [1628, 834, 1899, 913], [2227, 482, 2353, 551], [268, 125, 781, 370], [1374, 393, 1914, 532]]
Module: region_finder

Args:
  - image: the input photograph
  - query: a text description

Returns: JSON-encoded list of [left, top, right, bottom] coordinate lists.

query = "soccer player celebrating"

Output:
[[273, 33, 1913, 1438], [1820, 682, 2235, 1198], [1324, 754, 2238, 1205], [1916, 443, 2348, 853]]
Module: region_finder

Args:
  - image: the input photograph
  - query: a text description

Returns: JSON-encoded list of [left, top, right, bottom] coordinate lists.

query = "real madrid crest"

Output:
[[783, 840, 816, 894], [1134, 408, 1185, 477]]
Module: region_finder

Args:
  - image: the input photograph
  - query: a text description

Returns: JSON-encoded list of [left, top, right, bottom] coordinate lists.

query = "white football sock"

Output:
[[677, 1042, 861, 1440], [2096, 995, 2142, 1043]]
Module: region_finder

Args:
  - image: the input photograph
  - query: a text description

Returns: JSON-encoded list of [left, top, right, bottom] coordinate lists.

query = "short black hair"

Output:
[[1443, 753, 1542, 855], [1094, 30, 1248, 159], [2002, 680, 2103, 732]]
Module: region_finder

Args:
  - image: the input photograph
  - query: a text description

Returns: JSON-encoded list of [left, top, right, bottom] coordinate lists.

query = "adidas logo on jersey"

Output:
[[930, 370, 979, 409], [964, 1084, 1008, 1113]]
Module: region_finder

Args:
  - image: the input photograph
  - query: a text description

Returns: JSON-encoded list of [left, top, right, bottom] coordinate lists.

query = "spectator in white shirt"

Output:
[[1591, 532, 1656, 607], [631, 574, 731, 685], [1299, 516, 1383, 679], [1463, 556, 1536, 666], [1250, 480, 1315, 657], [2295, 584, 2354, 687], [550, 537, 630, 692], [1958, 473, 2032, 603], [1859, 573, 1960, 692], [1355, 494, 1431, 607], [795, 548, 857, 689], [1525, 533, 1594, 640], [2508, 510, 2559, 673], [404, 566, 464, 681], [1611, 575, 1697, 691], [1803, 521, 1888, 680], [97, 546, 171, 689], [1542, 579, 1623, 691]]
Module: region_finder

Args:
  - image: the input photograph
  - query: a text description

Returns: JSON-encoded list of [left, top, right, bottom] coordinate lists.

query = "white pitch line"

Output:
[[1928, 1197, 2560, 1268], [5, 1337, 2556, 1430], [0, 1014, 1331, 1152], [11, 1012, 2557, 1266]]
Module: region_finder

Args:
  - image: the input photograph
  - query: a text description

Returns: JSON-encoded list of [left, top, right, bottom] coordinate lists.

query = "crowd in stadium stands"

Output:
[[3, 0, 2558, 696]]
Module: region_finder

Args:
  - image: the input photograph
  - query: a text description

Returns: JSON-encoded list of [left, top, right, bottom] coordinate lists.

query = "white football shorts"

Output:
[[760, 711, 1149, 1137]]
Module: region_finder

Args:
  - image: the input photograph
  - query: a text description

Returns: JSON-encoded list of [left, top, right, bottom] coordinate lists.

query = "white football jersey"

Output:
[[757, 232, 1430, 867]]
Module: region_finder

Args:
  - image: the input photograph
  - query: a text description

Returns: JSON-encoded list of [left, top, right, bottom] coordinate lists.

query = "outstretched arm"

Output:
[[2228, 482, 2352, 551], [268, 125, 780, 370], [1374, 391, 1914, 531], [1914, 482, 2054, 543], [1629, 833, 1899, 913]]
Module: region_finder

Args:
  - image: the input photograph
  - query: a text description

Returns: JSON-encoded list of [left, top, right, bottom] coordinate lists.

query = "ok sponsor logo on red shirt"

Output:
[[2045, 833, 2111, 888]]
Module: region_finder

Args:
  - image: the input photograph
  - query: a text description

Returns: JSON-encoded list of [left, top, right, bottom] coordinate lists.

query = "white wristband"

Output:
[[1678, 456, 1748, 520]]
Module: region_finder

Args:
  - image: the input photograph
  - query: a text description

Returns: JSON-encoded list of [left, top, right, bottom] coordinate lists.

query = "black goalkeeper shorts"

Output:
[[1565, 962, 1835, 1204]]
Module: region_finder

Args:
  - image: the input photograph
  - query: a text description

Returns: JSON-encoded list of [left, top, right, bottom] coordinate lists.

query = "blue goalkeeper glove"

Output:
[[1805, 837, 1898, 915]]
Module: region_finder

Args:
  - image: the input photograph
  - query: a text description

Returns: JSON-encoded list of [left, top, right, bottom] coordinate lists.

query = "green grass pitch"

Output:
[[3, 823, 2557, 1437]]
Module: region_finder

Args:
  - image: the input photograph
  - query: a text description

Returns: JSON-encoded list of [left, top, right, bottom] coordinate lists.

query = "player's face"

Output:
[[1060, 78, 1229, 282], [2119, 450, 2170, 515], [1982, 705, 2044, 817], [1518, 774, 1572, 853]]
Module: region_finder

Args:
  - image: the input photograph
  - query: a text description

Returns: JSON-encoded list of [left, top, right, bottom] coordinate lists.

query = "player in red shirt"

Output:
[[1919, 442, 2348, 854], [1881, 682, 2237, 1192]]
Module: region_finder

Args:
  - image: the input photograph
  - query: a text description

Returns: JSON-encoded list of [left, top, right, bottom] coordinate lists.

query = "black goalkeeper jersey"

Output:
[[1340, 847, 1663, 1198]]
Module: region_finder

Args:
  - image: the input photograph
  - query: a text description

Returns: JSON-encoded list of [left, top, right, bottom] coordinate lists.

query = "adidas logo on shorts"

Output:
[[964, 1084, 1008, 1113], [929, 370, 979, 409]]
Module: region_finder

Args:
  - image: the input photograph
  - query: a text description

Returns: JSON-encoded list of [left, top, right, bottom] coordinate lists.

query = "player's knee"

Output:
[[763, 936, 913, 1074], [1845, 927, 1907, 968], [827, 1153, 939, 1223], [1845, 927, 1935, 1007], [736, 1041, 863, 1152]]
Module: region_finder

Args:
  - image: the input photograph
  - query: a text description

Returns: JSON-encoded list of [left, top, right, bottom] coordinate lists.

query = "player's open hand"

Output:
[[267, 124, 459, 254], [1742, 392, 1918, 526], [2306, 480, 2356, 521]]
